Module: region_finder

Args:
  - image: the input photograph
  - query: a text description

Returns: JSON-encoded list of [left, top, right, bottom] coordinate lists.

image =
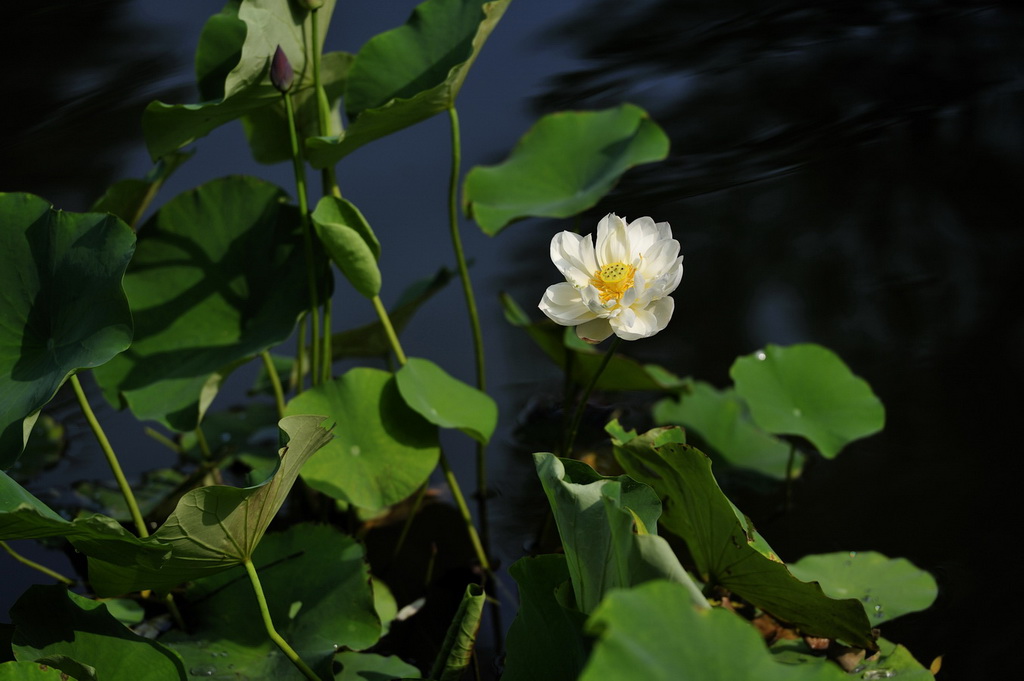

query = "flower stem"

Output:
[[1, 541, 74, 585], [563, 336, 622, 456], [283, 90, 322, 386], [243, 558, 321, 681], [70, 373, 148, 538], [261, 350, 287, 419], [445, 106, 493, 560]]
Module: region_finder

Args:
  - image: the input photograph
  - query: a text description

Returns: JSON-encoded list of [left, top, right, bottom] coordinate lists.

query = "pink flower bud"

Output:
[[270, 46, 294, 93]]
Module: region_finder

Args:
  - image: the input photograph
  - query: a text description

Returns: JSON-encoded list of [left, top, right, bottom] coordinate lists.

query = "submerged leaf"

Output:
[[0, 193, 134, 470], [464, 105, 670, 235]]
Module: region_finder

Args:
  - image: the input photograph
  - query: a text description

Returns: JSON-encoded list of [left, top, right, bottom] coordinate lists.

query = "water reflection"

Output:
[[506, 1, 1024, 676]]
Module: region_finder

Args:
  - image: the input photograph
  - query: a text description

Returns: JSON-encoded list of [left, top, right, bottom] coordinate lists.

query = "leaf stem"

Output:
[[261, 350, 287, 419], [563, 336, 622, 456], [283, 90, 322, 386], [446, 106, 492, 562], [70, 373, 148, 538], [1, 541, 74, 585], [439, 450, 490, 573], [371, 295, 407, 366], [243, 558, 321, 681]]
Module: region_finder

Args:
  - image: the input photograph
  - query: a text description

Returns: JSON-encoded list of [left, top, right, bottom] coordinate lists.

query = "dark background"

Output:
[[3, 1, 1022, 679]]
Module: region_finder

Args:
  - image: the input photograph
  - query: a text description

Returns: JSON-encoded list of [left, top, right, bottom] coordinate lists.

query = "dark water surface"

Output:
[[4, 1, 1023, 679]]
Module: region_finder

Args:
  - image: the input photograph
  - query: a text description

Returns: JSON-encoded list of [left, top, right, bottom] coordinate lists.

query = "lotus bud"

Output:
[[297, 0, 325, 9], [270, 46, 294, 93]]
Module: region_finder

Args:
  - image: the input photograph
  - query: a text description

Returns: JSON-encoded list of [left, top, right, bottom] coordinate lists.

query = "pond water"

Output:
[[4, 2, 1022, 679]]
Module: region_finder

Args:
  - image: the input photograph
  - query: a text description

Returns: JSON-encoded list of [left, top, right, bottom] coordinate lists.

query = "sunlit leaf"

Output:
[[10, 585, 187, 681], [396, 358, 497, 444], [652, 380, 796, 479], [143, 0, 345, 162], [0, 194, 134, 470], [612, 427, 877, 649], [464, 105, 670, 235], [87, 415, 333, 596], [92, 176, 325, 431], [285, 368, 439, 511], [161, 524, 380, 680], [730, 344, 885, 458], [534, 453, 697, 614], [0, 661, 79, 680], [312, 195, 381, 299], [306, 0, 511, 167], [579, 580, 848, 681], [503, 555, 588, 681], [787, 552, 938, 625], [500, 293, 682, 391]]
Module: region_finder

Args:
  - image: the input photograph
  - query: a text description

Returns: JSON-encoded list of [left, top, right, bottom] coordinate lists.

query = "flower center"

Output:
[[592, 262, 636, 304]]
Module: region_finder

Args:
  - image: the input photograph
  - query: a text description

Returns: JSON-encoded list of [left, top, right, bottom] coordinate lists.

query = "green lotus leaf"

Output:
[[306, 0, 511, 167], [312, 195, 381, 299], [0, 193, 134, 470], [730, 344, 885, 458], [579, 580, 848, 681], [86, 415, 333, 596], [334, 652, 421, 681], [143, 0, 346, 163], [787, 551, 938, 625], [91, 176, 325, 431], [396, 358, 497, 444], [90, 152, 192, 229], [285, 368, 439, 511], [534, 453, 697, 615], [10, 585, 187, 681], [653, 380, 796, 479], [464, 105, 670, 235], [161, 524, 380, 680], [0, 661, 80, 680], [503, 555, 589, 681], [612, 427, 876, 649]]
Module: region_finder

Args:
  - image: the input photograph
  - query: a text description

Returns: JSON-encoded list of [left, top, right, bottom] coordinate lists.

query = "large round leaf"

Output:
[[285, 367, 439, 511], [0, 193, 134, 470], [730, 343, 885, 458], [395, 357, 497, 444], [788, 551, 938, 625], [92, 176, 324, 431], [463, 104, 670, 235], [307, 0, 511, 167]]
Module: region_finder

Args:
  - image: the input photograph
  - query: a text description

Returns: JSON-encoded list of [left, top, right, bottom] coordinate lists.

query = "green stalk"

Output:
[[445, 106, 492, 554], [261, 350, 287, 418], [144, 426, 180, 454], [1, 541, 74, 585], [283, 90, 322, 386], [294, 313, 308, 392], [563, 336, 622, 456], [243, 559, 320, 681], [321, 298, 333, 384], [439, 451, 490, 573], [371, 295, 408, 365], [70, 373, 148, 538]]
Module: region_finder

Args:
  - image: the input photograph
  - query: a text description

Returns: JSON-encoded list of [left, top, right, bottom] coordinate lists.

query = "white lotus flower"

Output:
[[539, 213, 683, 344]]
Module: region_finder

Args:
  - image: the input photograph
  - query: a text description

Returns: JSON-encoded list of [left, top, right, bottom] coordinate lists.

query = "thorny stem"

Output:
[[70, 374, 148, 538], [283, 90, 322, 386], [563, 336, 622, 456], [244, 559, 321, 681], [1, 541, 74, 585]]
